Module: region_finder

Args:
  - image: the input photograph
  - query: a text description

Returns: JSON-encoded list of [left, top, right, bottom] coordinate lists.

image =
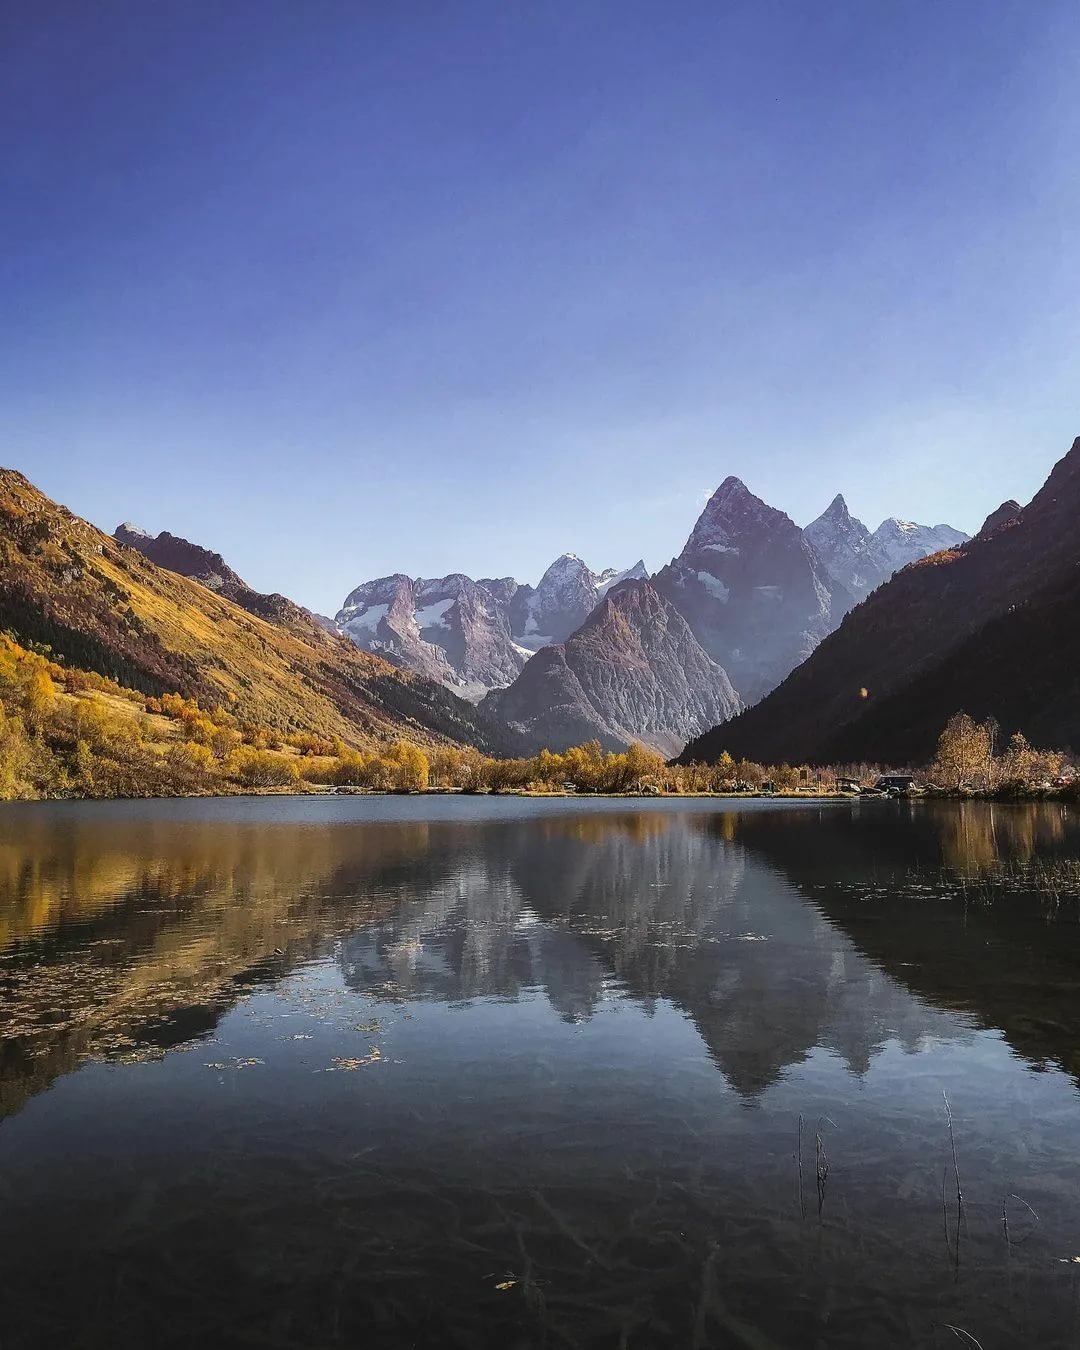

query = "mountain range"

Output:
[[7, 437, 1074, 767], [323, 484, 967, 751], [109, 482, 972, 757], [682, 436, 1080, 765], [333, 555, 647, 702], [803, 497, 967, 604]]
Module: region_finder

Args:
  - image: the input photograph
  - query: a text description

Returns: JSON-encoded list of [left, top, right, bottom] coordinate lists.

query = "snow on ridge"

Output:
[[594, 560, 648, 598], [343, 603, 389, 634]]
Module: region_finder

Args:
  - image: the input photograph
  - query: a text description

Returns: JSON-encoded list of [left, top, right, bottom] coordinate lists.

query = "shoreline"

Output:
[[2, 786, 1074, 805]]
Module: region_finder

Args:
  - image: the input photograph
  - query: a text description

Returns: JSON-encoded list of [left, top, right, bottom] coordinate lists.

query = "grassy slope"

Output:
[[0, 469, 513, 752]]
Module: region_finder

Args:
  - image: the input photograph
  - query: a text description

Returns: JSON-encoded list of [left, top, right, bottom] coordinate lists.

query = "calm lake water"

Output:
[[2, 796, 1080, 1349]]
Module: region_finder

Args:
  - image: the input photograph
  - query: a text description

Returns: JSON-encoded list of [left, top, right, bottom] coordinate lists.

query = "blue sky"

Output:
[[3, 1, 1078, 614]]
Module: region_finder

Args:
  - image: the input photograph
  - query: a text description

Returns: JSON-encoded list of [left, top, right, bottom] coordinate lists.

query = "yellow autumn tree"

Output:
[[24, 668, 56, 732], [934, 713, 992, 790], [390, 741, 430, 792]]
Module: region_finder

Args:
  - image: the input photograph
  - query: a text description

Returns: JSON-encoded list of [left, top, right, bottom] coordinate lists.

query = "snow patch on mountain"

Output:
[[343, 602, 389, 634], [335, 553, 642, 701], [414, 598, 455, 630], [695, 572, 730, 602]]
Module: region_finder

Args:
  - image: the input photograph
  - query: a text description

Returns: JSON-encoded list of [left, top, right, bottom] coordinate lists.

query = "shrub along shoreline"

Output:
[[0, 635, 1074, 802]]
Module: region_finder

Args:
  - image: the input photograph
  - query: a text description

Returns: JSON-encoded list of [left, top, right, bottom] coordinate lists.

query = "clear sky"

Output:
[[3, 1, 1078, 614]]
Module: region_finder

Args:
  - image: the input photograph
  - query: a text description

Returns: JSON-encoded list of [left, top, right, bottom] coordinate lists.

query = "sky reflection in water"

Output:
[[0, 796, 1078, 1349]]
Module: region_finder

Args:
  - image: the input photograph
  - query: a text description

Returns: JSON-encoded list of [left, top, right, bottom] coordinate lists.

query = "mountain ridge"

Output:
[[0, 469, 518, 755], [336, 554, 648, 701], [484, 578, 742, 756], [679, 436, 1080, 765]]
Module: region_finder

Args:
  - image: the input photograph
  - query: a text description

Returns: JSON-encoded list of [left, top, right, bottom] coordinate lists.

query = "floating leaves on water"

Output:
[[494, 1280, 518, 1291], [328, 1048, 383, 1071], [205, 1057, 263, 1071]]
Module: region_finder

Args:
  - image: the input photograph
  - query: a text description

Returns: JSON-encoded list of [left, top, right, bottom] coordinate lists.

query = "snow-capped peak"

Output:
[[806, 506, 970, 602], [116, 521, 153, 541]]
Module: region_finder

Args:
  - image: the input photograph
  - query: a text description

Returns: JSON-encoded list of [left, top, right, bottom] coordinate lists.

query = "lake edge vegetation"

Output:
[[0, 634, 1074, 802]]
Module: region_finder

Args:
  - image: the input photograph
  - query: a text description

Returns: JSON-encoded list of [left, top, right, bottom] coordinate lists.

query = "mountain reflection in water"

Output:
[[0, 797, 1078, 1349]]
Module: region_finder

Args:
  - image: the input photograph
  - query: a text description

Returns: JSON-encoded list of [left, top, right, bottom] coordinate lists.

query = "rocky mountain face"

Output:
[[484, 579, 742, 756], [803, 498, 969, 603], [331, 480, 966, 755], [680, 437, 1080, 766], [336, 554, 647, 702], [803, 495, 872, 596], [113, 523, 321, 635], [508, 554, 649, 652], [337, 572, 525, 703], [976, 499, 1023, 541], [652, 478, 848, 706]]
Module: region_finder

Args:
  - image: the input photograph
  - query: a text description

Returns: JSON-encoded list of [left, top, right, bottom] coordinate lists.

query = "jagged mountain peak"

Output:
[[706, 476, 763, 515], [116, 521, 152, 542], [114, 523, 247, 592], [114, 522, 336, 637], [806, 504, 968, 608], [682, 434, 1080, 767], [978, 500, 1023, 540], [806, 494, 868, 538], [486, 577, 742, 756], [683, 478, 797, 558], [537, 552, 589, 582]]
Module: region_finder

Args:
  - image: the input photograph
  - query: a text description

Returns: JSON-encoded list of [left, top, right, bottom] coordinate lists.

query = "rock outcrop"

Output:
[[485, 579, 741, 756]]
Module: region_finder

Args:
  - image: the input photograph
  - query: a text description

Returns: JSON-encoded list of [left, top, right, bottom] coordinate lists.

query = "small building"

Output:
[[873, 774, 917, 793]]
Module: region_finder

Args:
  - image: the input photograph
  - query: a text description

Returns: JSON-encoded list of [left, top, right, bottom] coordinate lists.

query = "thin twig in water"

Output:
[[815, 1129, 829, 1219], [943, 1165, 953, 1260], [1009, 1193, 1039, 1224], [942, 1325, 984, 1349], [943, 1090, 965, 1232], [794, 1114, 805, 1220], [1003, 1192, 1040, 1247]]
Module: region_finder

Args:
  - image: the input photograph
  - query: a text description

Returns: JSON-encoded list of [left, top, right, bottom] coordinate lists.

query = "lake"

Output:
[[1, 796, 1079, 1349]]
